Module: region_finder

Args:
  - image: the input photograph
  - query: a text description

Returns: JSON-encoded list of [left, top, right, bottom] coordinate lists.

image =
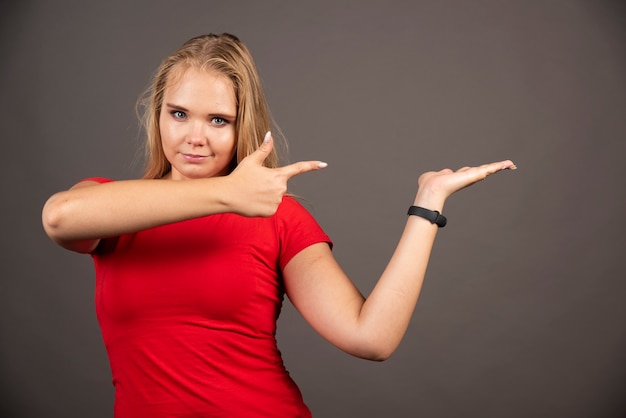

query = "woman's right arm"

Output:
[[42, 136, 326, 253]]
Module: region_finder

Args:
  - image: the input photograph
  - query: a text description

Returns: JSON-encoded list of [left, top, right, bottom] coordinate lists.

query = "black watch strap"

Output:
[[407, 206, 447, 228]]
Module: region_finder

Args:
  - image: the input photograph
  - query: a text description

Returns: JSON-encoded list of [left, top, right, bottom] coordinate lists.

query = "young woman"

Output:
[[42, 33, 515, 417]]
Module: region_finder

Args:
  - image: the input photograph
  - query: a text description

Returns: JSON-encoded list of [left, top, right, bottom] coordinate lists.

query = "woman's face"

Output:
[[159, 66, 237, 181]]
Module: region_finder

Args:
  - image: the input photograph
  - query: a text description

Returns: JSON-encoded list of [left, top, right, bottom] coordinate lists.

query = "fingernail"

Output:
[[263, 131, 271, 143], [509, 164, 517, 170], [318, 162, 328, 168]]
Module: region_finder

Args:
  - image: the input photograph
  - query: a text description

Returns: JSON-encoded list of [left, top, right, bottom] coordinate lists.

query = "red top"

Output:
[[89, 178, 332, 417]]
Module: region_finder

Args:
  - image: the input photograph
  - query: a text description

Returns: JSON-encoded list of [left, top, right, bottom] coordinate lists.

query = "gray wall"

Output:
[[2, 1, 625, 417]]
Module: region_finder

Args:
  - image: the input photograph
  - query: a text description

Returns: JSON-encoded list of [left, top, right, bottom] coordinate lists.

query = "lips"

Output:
[[182, 153, 209, 163]]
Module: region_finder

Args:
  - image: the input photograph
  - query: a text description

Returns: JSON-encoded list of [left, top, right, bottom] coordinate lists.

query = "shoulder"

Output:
[[276, 195, 315, 219], [274, 196, 332, 269], [274, 195, 329, 239]]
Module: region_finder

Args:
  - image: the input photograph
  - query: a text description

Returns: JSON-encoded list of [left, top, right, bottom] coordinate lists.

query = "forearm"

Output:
[[355, 212, 440, 360], [357, 191, 445, 351], [42, 177, 233, 243]]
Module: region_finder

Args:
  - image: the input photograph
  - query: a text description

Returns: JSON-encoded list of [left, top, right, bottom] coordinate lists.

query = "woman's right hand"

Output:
[[226, 132, 327, 217]]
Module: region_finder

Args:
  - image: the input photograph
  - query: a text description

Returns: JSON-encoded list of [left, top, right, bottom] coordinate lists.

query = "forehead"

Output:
[[163, 65, 237, 112]]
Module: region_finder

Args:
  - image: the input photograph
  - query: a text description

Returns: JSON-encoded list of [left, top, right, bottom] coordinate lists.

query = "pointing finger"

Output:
[[280, 160, 328, 180]]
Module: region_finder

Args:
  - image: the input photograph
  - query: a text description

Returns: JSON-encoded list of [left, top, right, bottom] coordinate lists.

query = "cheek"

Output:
[[159, 119, 178, 149], [158, 115, 170, 143], [218, 129, 237, 157]]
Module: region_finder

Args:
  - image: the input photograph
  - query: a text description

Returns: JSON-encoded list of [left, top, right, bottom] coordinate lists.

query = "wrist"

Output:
[[412, 191, 445, 213], [407, 206, 447, 227], [210, 176, 237, 213], [414, 175, 454, 208]]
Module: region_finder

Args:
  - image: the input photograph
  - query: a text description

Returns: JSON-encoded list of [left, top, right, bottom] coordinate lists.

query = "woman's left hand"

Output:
[[414, 160, 517, 209]]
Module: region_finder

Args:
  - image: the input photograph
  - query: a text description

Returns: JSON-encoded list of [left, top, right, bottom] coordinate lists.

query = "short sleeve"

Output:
[[275, 196, 332, 270], [81, 177, 114, 184]]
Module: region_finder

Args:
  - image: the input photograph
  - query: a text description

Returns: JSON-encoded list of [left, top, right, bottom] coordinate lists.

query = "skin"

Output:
[[42, 65, 515, 361], [160, 68, 238, 181]]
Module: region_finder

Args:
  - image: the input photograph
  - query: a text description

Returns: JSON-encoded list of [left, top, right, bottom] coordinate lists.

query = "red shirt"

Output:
[[89, 179, 331, 417]]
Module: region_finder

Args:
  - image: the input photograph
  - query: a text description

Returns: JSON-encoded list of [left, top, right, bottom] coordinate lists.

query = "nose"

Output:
[[185, 121, 207, 146]]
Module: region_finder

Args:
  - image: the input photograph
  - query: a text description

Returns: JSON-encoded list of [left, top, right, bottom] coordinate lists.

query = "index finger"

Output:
[[279, 160, 328, 180]]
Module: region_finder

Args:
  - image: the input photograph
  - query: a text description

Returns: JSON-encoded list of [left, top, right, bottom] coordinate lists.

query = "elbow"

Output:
[[42, 193, 98, 254], [42, 192, 72, 242], [41, 194, 63, 241], [360, 347, 395, 362], [347, 338, 398, 362]]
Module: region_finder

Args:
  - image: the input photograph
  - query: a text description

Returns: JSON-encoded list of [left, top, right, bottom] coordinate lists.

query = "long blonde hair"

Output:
[[139, 33, 278, 179]]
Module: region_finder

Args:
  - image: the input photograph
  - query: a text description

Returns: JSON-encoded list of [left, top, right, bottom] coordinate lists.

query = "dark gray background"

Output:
[[2, 1, 625, 417]]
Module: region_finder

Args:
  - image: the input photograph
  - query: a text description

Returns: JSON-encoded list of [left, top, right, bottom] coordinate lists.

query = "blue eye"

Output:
[[171, 110, 186, 119], [212, 117, 228, 125]]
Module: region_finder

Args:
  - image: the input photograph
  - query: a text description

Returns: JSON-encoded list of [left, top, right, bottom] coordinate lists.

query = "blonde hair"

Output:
[[139, 33, 278, 179]]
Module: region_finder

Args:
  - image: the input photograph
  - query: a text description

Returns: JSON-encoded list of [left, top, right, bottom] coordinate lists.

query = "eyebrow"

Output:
[[164, 102, 189, 112], [164, 103, 237, 119]]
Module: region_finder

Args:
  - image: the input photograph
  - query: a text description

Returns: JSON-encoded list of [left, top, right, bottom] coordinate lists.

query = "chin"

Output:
[[173, 166, 229, 180]]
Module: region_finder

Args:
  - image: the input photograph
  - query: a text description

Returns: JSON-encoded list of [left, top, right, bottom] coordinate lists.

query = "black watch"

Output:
[[407, 206, 447, 228]]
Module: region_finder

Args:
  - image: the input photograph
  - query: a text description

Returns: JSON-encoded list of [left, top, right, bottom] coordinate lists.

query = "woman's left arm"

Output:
[[282, 160, 516, 361]]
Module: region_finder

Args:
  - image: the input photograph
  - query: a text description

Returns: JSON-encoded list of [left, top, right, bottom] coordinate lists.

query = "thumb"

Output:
[[249, 131, 274, 165]]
